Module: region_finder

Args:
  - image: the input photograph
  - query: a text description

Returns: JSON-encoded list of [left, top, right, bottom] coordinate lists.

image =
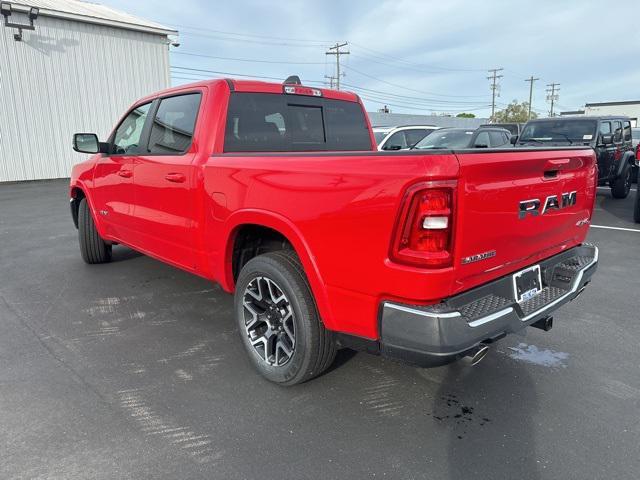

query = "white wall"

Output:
[[0, 14, 170, 181], [584, 105, 640, 127]]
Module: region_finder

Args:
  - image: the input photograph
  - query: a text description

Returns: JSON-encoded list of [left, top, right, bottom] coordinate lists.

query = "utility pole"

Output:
[[326, 42, 349, 90], [324, 75, 336, 89], [525, 76, 539, 120], [546, 83, 560, 117], [487, 68, 504, 121]]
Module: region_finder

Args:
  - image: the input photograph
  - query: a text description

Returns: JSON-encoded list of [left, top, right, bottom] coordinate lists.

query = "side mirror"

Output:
[[73, 133, 109, 154], [474, 143, 489, 148], [385, 144, 403, 151], [510, 135, 518, 145], [600, 134, 614, 145]]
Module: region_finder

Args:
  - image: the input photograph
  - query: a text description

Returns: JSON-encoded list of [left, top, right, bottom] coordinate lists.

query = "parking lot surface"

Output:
[[1, 180, 639, 480]]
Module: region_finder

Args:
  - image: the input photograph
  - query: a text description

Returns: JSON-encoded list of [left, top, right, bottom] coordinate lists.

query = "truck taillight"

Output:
[[390, 181, 456, 268]]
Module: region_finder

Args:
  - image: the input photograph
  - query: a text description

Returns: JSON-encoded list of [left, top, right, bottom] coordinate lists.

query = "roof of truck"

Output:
[[147, 78, 361, 103]]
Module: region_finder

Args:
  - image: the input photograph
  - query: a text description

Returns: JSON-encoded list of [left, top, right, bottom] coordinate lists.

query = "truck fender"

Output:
[[616, 151, 636, 178], [69, 180, 108, 238], [220, 210, 336, 330]]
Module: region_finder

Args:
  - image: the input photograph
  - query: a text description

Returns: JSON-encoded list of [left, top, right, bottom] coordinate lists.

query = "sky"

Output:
[[103, 0, 640, 119]]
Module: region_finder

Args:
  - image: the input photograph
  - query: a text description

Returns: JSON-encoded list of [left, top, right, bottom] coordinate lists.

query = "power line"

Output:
[[170, 66, 324, 83], [343, 65, 491, 100], [171, 51, 324, 65], [341, 82, 491, 107], [358, 94, 490, 114], [487, 68, 504, 120], [525, 76, 540, 120], [349, 42, 486, 73], [175, 29, 329, 48], [164, 24, 334, 44], [325, 42, 349, 90]]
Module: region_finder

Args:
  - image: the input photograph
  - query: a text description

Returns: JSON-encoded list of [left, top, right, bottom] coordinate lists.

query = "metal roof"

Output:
[[7, 0, 177, 35]]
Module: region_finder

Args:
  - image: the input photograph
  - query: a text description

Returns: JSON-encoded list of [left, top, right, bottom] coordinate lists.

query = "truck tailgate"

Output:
[[452, 148, 596, 291]]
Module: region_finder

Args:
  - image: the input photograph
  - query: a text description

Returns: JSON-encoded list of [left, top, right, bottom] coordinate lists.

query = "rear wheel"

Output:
[[234, 250, 336, 385], [78, 198, 112, 264], [611, 164, 632, 199], [634, 188, 640, 223]]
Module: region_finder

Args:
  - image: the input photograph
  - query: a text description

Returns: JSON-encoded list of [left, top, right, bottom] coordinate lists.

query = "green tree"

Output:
[[493, 100, 537, 122], [456, 112, 476, 118]]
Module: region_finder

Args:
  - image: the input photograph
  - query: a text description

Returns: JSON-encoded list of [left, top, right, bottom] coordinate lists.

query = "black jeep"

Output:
[[516, 116, 636, 198]]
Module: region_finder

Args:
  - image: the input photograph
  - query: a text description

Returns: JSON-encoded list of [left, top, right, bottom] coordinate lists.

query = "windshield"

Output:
[[373, 131, 388, 144], [519, 120, 597, 144], [413, 129, 474, 149]]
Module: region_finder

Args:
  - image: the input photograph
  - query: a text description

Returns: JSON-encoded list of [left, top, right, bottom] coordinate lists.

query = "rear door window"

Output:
[[382, 131, 407, 150], [474, 131, 490, 147], [613, 121, 623, 143], [224, 93, 371, 152], [623, 121, 632, 141], [489, 131, 508, 147], [148, 93, 202, 154], [404, 129, 430, 148]]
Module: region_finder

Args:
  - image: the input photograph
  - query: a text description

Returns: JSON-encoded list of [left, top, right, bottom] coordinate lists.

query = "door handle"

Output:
[[117, 170, 133, 178], [544, 158, 571, 170], [543, 158, 582, 178], [165, 173, 186, 183]]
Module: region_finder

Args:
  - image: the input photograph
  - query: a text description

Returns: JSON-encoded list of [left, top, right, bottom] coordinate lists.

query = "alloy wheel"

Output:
[[242, 276, 296, 366]]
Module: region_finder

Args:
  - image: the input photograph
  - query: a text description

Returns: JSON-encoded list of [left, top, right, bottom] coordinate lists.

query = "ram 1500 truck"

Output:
[[70, 78, 598, 385]]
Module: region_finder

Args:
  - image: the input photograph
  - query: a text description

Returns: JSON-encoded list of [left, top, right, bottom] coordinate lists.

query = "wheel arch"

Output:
[[616, 151, 636, 178], [220, 210, 335, 330], [69, 180, 107, 237]]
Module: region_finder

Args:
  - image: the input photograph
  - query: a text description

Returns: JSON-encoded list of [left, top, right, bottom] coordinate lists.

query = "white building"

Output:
[[584, 101, 640, 127], [0, 0, 176, 182]]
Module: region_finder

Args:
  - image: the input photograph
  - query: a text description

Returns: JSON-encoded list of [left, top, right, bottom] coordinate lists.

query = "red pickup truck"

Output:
[[70, 78, 598, 385]]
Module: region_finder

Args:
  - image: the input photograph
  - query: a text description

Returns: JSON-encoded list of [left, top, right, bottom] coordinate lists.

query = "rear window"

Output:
[[520, 120, 597, 143], [414, 129, 474, 149], [224, 93, 372, 152]]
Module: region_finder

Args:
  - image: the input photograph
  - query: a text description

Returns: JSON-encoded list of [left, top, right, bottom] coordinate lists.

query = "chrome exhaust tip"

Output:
[[464, 344, 490, 366]]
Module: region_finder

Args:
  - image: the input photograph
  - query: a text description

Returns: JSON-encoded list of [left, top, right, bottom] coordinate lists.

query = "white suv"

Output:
[[373, 125, 439, 151]]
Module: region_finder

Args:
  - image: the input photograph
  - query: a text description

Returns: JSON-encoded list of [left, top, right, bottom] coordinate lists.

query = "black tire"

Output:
[[78, 198, 112, 264], [634, 188, 640, 223], [611, 164, 632, 199], [235, 250, 336, 385]]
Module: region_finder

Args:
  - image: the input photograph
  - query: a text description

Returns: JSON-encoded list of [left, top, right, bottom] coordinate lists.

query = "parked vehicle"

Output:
[[70, 78, 598, 385], [373, 125, 439, 151], [480, 122, 523, 136], [631, 127, 640, 183], [412, 127, 511, 149], [634, 184, 640, 222], [517, 117, 636, 198]]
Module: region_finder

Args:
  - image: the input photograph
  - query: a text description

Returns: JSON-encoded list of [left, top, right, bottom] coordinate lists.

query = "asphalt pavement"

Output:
[[1, 180, 639, 480]]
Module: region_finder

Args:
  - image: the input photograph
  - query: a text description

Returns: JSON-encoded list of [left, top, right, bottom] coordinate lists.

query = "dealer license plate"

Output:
[[513, 265, 543, 303]]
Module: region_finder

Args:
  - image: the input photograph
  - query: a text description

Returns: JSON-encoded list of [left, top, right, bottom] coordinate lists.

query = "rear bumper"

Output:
[[379, 244, 598, 367]]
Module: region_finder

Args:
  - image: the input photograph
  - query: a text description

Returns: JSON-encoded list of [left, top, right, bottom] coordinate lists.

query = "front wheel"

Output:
[[78, 198, 112, 264], [611, 164, 632, 199], [234, 251, 336, 385], [634, 187, 640, 223]]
